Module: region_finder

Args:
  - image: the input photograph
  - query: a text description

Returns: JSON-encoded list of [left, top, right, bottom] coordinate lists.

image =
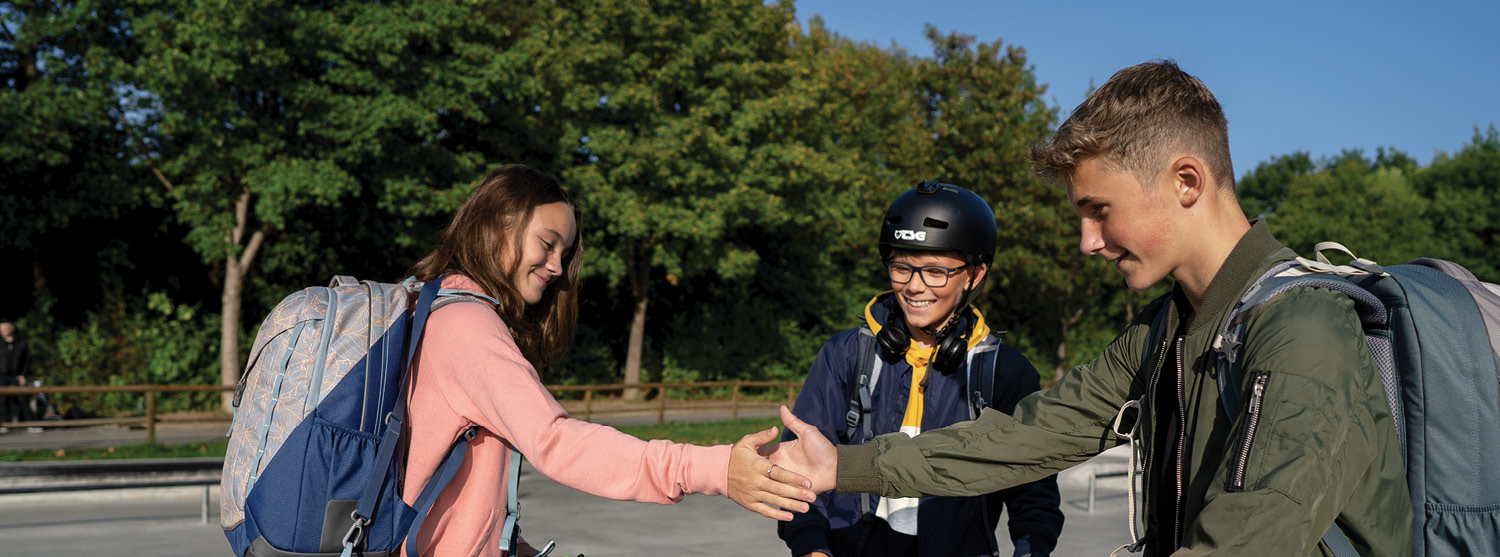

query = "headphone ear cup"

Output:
[[877, 315, 910, 358], [932, 332, 966, 372], [931, 313, 972, 373]]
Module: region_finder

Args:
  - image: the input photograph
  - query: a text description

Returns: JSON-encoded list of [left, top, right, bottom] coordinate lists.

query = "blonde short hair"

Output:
[[1032, 60, 1233, 191]]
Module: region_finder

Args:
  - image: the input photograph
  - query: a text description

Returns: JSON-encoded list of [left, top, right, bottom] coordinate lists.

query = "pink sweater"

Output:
[[399, 276, 731, 556]]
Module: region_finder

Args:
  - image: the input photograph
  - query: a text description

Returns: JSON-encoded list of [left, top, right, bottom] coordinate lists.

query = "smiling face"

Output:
[[508, 201, 578, 306], [888, 250, 986, 343], [1067, 157, 1184, 291]]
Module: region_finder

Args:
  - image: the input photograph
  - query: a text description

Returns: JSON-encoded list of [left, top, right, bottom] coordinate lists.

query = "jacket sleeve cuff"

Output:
[[836, 443, 880, 494], [692, 444, 733, 496], [781, 525, 831, 557]]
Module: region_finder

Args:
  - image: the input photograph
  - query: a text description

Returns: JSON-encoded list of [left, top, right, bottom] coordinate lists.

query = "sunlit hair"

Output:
[[407, 164, 583, 366], [1032, 59, 1234, 192]]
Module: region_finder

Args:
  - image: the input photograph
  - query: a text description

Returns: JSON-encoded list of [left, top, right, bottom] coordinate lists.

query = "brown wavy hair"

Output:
[[407, 164, 583, 366]]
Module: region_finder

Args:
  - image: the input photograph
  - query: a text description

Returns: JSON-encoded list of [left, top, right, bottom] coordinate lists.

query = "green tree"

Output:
[[643, 16, 961, 385], [537, 0, 829, 397], [1270, 150, 1435, 264], [93, 0, 546, 409], [1414, 125, 1500, 280], [0, 1, 154, 319], [1238, 152, 1315, 219], [901, 27, 1131, 377]]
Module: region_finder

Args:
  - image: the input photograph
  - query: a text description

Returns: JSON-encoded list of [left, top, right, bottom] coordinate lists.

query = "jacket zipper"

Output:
[[1136, 317, 1172, 555], [1139, 335, 1169, 543], [1227, 371, 1271, 492], [1172, 336, 1186, 552]]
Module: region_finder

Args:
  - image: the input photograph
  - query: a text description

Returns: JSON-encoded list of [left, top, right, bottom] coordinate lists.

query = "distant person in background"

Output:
[[0, 320, 31, 430]]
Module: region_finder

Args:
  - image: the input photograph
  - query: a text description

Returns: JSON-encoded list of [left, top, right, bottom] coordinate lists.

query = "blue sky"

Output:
[[792, 0, 1500, 179]]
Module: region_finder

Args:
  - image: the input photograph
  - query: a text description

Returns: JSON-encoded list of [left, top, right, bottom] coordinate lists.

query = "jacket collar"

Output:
[[1178, 218, 1295, 335]]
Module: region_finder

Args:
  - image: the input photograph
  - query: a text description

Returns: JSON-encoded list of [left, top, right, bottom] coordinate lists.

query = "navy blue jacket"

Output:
[[778, 295, 1064, 557]]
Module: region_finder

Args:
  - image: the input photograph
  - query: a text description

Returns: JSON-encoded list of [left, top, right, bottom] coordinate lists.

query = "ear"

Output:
[[968, 262, 989, 287], [1171, 156, 1208, 208]]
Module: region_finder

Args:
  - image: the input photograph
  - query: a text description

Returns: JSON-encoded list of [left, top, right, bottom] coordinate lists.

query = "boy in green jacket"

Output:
[[767, 59, 1413, 556]]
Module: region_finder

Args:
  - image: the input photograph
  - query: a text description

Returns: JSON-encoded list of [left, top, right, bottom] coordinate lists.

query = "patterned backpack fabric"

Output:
[[1213, 243, 1500, 556], [221, 276, 498, 557]]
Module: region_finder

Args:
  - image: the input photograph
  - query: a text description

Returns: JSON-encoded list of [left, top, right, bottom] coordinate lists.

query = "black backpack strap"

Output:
[[845, 327, 880, 445], [965, 336, 1004, 557], [847, 326, 884, 520]]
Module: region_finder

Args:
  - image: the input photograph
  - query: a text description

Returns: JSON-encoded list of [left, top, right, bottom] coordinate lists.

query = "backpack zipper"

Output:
[[1227, 371, 1271, 492]]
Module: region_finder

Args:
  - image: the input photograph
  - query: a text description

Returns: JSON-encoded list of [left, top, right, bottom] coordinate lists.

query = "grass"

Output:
[[615, 416, 782, 446], [0, 417, 784, 462], [0, 439, 229, 462]]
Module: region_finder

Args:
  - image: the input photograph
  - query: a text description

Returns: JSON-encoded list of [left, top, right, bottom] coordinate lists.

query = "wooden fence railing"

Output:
[[0, 381, 805, 443]]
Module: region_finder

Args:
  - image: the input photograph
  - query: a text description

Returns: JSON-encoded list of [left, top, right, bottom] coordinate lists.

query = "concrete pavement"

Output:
[[0, 416, 1138, 555]]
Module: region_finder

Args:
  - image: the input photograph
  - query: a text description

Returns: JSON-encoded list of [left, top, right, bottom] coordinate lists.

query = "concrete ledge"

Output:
[[0, 458, 221, 496], [1058, 445, 1130, 489]]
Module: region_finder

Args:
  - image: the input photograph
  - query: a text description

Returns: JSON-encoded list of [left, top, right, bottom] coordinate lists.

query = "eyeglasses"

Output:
[[886, 262, 969, 288]]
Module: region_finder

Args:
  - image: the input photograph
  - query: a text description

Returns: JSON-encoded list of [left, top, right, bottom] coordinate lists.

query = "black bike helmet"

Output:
[[878, 181, 997, 265]]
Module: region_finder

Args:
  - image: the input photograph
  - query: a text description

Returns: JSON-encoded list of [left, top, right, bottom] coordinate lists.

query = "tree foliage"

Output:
[[3, 1, 1498, 415], [1413, 126, 1500, 280]]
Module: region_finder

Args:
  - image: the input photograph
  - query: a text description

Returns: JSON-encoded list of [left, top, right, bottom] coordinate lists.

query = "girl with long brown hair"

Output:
[[399, 164, 813, 556]]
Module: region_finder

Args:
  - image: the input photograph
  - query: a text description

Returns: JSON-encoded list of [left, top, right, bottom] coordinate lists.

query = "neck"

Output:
[[1175, 197, 1251, 313], [908, 325, 937, 350]]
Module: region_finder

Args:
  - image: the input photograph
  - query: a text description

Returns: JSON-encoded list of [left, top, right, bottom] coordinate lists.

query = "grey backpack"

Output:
[[1213, 243, 1500, 556]]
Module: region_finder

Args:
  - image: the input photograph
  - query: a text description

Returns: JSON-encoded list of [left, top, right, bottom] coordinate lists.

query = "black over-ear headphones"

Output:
[[930, 311, 972, 373], [876, 309, 912, 359], [876, 303, 974, 373]]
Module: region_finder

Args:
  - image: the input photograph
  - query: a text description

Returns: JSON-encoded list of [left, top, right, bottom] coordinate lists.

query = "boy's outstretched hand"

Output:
[[762, 406, 838, 493], [727, 425, 816, 521]]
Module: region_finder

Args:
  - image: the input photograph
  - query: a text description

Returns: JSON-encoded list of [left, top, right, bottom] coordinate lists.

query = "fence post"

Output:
[[656, 386, 666, 425], [1088, 471, 1097, 512], [731, 383, 741, 420], [145, 390, 157, 445], [583, 388, 594, 422], [787, 385, 796, 407]]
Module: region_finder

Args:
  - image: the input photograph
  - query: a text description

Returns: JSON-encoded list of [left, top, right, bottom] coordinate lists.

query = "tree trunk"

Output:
[[622, 249, 649, 401], [220, 262, 244, 412], [623, 294, 648, 401], [1054, 306, 1085, 379], [219, 189, 267, 413]]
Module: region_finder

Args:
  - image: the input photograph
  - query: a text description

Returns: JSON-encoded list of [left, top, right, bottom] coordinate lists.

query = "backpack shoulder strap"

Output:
[[1211, 259, 1390, 557], [964, 336, 1002, 420], [1212, 261, 1389, 421], [845, 326, 880, 444]]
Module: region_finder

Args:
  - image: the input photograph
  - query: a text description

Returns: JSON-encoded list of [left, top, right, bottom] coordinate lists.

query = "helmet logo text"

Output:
[[894, 229, 926, 241]]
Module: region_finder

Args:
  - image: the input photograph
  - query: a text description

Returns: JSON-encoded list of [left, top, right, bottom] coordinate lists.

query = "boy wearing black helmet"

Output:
[[767, 60, 1412, 556], [776, 182, 1064, 557]]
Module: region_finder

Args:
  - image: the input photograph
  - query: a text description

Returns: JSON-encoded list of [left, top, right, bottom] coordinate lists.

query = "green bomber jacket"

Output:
[[836, 219, 1413, 556]]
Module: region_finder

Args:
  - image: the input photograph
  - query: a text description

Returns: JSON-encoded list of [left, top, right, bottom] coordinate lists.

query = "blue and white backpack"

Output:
[[220, 276, 532, 557], [1212, 243, 1500, 556]]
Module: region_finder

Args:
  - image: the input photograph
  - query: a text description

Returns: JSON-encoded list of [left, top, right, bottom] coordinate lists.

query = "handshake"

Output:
[[725, 406, 839, 521]]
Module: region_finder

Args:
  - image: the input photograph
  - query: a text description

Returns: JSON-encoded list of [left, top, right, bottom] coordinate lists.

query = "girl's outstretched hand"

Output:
[[726, 425, 816, 520]]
